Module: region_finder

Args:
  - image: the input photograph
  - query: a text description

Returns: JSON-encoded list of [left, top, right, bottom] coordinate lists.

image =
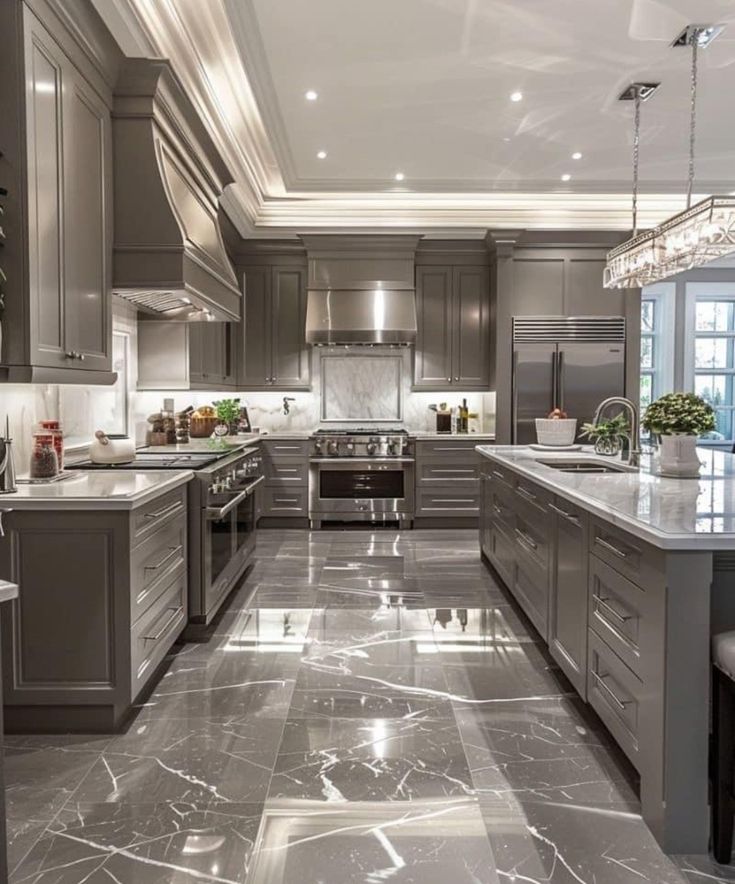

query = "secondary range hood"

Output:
[[304, 235, 420, 344], [112, 59, 240, 321]]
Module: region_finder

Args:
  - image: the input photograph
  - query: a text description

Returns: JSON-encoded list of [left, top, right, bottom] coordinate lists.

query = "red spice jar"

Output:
[[39, 420, 64, 470]]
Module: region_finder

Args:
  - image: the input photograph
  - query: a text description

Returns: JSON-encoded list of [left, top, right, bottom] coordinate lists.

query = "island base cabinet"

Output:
[[0, 492, 188, 732]]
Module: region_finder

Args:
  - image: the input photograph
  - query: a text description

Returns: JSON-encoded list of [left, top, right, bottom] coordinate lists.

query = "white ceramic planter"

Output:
[[658, 433, 702, 478]]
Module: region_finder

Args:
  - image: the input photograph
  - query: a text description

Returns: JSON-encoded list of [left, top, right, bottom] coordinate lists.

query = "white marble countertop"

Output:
[[0, 580, 18, 603], [477, 444, 735, 550], [3, 471, 192, 511], [413, 432, 495, 440]]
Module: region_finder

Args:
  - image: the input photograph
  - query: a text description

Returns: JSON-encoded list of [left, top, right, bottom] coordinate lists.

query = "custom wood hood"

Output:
[[112, 58, 241, 322]]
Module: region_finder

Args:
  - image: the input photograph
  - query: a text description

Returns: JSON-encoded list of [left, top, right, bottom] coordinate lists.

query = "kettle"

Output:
[[88, 431, 136, 465]]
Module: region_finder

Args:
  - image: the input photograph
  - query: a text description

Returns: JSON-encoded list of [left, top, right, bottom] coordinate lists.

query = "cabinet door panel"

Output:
[[414, 266, 452, 388], [271, 266, 309, 388], [240, 266, 270, 387], [25, 14, 65, 366], [453, 266, 490, 387], [62, 70, 110, 369], [566, 258, 625, 317]]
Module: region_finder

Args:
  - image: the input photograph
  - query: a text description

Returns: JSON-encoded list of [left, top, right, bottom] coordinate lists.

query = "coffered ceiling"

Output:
[[94, 0, 735, 236]]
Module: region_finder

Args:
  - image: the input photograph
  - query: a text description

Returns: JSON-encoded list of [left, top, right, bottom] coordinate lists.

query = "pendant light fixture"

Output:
[[604, 24, 733, 289]]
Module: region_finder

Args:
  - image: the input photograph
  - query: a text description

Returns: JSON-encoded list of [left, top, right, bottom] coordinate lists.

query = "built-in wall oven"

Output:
[[309, 430, 414, 528]]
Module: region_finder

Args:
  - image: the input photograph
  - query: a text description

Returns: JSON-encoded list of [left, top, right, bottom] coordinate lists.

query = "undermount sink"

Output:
[[536, 458, 638, 474]]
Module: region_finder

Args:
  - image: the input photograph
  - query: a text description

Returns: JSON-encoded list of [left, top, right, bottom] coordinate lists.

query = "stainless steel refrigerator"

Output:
[[512, 317, 626, 444]]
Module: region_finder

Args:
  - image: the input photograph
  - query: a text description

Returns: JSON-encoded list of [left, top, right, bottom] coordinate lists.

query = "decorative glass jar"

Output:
[[594, 436, 622, 457]]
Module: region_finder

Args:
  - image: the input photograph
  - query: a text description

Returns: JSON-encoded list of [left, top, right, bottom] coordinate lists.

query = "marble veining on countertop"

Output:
[[2, 470, 193, 510], [0, 579, 19, 603], [412, 432, 495, 439], [477, 444, 735, 549]]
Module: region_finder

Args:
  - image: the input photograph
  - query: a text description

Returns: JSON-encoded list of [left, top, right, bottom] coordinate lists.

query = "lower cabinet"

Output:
[[548, 497, 589, 698], [0, 485, 189, 732], [414, 438, 489, 526], [259, 439, 310, 524]]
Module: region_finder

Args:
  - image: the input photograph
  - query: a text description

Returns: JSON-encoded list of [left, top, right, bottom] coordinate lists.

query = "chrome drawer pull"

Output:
[[516, 485, 538, 503], [594, 536, 632, 559], [145, 545, 183, 572], [491, 470, 506, 481], [595, 595, 633, 624], [432, 469, 475, 474], [514, 527, 538, 550], [433, 446, 474, 451], [143, 501, 182, 521], [549, 502, 580, 525], [492, 504, 504, 517], [592, 670, 632, 711], [144, 605, 183, 641], [436, 498, 475, 504]]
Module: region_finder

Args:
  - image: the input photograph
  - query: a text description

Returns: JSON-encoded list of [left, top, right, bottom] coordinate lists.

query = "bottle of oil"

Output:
[[459, 398, 469, 433]]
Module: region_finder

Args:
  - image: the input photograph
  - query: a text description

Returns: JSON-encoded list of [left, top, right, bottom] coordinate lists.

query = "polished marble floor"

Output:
[[5, 529, 734, 882]]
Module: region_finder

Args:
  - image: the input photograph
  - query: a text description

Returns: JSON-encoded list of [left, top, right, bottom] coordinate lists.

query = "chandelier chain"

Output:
[[687, 36, 698, 209], [632, 87, 641, 236]]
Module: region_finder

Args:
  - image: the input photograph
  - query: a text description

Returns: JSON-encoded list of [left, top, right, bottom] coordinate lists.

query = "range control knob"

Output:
[[387, 439, 399, 456], [366, 440, 378, 456], [346, 440, 355, 455], [327, 439, 339, 456], [314, 440, 323, 455]]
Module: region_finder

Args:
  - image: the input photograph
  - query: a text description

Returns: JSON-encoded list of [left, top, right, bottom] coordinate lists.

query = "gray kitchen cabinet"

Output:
[[240, 265, 310, 390], [0, 0, 118, 383], [414, 438, 487, 526], [137, 320, 236, 390], [413, 264, 491, 390], [0, 485, 189, 732], [259, 439, 310, 525], [548, 496, 589, 698]]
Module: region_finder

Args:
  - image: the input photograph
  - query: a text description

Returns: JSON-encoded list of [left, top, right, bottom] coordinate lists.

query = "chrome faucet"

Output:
[[282, 397, 296, 416], [0, 417, 17, 495], [592, 397, 641, 468]]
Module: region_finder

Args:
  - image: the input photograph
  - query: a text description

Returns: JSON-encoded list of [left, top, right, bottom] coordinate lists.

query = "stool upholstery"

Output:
[[713, 631, 735, 864], [713, 631, 735, 680]]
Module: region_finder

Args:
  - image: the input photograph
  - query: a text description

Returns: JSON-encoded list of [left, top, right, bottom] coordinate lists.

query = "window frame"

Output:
[[640, 282, 675, 416]]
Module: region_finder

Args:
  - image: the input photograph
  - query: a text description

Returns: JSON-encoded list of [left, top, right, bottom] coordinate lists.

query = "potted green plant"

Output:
[[580, 413, 630, 456], [213, 398, 241, 437], [642, 392, 715, 477]]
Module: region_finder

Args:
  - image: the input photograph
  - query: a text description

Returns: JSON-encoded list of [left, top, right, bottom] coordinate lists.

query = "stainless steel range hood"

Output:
[[112, 59, 241, 322], [303, 236, 420, 345]]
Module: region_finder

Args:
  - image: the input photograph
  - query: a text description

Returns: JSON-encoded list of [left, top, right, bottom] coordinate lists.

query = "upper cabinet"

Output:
[[137, 321, 236, 391], [413, 244, 492, 391], [0, 1, 120, 383], [239, 262, 311, 390]]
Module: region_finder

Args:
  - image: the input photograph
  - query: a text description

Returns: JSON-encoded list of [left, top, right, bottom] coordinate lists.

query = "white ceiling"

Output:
[[97, 0, 735, 234]]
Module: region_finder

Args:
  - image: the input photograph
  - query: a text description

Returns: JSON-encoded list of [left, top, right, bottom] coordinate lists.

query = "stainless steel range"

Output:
[[309, 429, 414, 528]]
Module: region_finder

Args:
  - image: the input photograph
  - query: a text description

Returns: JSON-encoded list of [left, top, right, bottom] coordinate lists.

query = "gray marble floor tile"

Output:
[[10, 801, 263, 883], [479, 796, 688, 883], [212, 607, 312, 655], [321, 556, 409, 580], [68, 716, 285, 806], [674, 854, 735, 883], [6, 818, 49, 876], [268, 716, 473, 802], [427, 604, 540, 654], [246, 798, 500, 883], [302, 632, 441, 670], [308, 605, 432, 636]]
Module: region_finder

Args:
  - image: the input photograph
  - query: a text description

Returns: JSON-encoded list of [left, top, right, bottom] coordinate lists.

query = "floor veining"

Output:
[[5, 529, 733, 882]]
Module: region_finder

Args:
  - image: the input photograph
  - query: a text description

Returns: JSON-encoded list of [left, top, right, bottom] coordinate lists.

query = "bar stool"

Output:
[[712, 630, 735, 863]]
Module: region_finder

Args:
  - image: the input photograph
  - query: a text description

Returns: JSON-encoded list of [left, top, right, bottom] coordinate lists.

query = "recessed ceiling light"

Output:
[[561, 173, 571, 182], [394, 172, 405, 181], [572, 151, 583, 160], [317, 150, 327, 159], [510, 91, 523, 102], [305, 90, 318, 101]]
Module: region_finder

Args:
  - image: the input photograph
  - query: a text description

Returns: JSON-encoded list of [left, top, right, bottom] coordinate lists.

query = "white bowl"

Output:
[[535, 418, 577, 447]]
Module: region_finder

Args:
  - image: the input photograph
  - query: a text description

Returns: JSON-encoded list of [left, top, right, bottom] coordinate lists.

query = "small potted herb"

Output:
[[213, 398, 241, 437], [580, 413, 630, 456], [642, 392, 715, 477]]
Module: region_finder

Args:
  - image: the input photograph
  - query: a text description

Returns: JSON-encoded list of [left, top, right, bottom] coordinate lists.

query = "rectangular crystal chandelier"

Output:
[[604, 195, 735, 288]]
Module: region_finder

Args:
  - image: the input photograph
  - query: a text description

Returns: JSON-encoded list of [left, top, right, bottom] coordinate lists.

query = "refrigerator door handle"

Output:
[[512, 349, 519, 443], [558, 350, 565, 412], [551, 351, 559, 412]]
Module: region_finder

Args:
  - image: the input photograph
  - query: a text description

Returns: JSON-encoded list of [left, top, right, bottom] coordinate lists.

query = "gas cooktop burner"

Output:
[[314, 428, 408, 436], [67, 453, 223, 470]]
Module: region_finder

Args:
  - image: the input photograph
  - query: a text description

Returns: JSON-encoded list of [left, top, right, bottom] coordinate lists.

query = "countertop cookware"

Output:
[[88, 431, 136, 465]]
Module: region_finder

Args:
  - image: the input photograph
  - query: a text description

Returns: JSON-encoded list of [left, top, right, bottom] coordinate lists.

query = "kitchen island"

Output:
[[477, 444, 735, 854], [0, 472, 193, 732]]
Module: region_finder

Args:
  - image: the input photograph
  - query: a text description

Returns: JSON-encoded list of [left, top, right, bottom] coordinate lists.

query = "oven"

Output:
[[309, 458, 414, 527]]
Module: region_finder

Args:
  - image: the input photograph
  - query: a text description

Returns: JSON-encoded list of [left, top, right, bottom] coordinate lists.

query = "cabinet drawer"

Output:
[[514, 511, 550, 573], [261, 486, 308, 516], [263, 456, 308, 485], [416, 489, 480, 515], [416, 459, 480, 485], [132, 488, 187, 546], [488, 485, 516, 536], [262, 440, 310, 458], [416, 440, 481, 458], [589, 554, 644, 678], [488, 526, 515, 589], [130, 516, 187, 623], [514, 476, 553, 518], [590, 520, 664, 591], [485, 462, 514, 490], [131, 572, 187, 698], [514, 551, 549, 638], [587, 629, 642, 769]]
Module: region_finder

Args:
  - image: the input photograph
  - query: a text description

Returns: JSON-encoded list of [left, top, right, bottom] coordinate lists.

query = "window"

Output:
[[692, 296, 735, 445], [640, 298, 657, 410], [639, 283, 674, 420]]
